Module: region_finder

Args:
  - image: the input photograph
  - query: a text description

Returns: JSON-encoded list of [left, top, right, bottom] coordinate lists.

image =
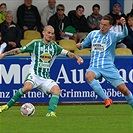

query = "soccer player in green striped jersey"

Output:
[[0, 25, 84, 117]]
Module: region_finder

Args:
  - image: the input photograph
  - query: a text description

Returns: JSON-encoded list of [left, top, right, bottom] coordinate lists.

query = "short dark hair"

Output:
[[102, 15, 113, 25], [0, 3, 6, 7], [92, 4, 100, 10], [76, 5, 84, 10], [127, 13, 133, 19], [56, 4, 65, 10]]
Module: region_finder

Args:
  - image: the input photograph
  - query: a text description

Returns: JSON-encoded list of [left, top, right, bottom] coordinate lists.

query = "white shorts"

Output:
[[25, 73, 58, 94]]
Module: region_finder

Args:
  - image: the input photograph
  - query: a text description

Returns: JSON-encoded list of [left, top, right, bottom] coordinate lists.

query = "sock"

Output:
[[88, 79, 108, 100], [47, 94, 59, 113], [125, 92, 133, 108], [7, 88, 25, 108]]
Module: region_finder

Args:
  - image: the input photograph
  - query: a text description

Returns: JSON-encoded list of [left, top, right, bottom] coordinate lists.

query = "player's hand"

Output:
[[76, 43, 82, 48], [120, 17, 126, 26], [77, 57, 84, 65], [0, 54, 4, 59]]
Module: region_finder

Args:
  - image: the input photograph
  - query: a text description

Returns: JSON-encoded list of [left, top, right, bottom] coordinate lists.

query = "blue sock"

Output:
[[125, 92, 133, 108], [88, 79, 108, 100]]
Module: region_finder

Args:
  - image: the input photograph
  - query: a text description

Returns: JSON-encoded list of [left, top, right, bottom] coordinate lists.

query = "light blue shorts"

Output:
[[87, 66, 124, 88]]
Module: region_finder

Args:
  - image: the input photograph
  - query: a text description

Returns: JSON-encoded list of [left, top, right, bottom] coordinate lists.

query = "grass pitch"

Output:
[[0, 104, 132, 133]]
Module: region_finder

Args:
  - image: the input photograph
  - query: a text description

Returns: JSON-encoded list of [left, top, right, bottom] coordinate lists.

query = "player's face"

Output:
[[43, 27, 54, 43], [100, 19, 112, 34]]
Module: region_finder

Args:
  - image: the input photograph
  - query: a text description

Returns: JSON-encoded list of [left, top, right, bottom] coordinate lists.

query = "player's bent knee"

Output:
[[22, 87, 31, 93], [117, 84, 130, 95], [22, 82, 33, 93], [120, 89, 130, 95], [85, 72, 95, 83], [50, 86, 61, 95]]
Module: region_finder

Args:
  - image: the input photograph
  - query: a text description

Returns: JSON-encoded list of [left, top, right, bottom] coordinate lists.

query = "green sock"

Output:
[[7, 88, 25, 108], [48, 94, 59, 113]]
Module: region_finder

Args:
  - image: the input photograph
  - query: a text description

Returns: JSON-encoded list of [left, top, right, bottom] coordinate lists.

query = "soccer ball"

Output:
[[20, 103, 35, 116]]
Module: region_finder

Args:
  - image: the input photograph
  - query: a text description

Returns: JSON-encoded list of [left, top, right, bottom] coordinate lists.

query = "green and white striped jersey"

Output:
[[20, 39, 68, 79]]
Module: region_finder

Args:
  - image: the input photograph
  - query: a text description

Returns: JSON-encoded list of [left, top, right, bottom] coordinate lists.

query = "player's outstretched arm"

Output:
[[67, 51, 84, 65], [76, 43, 82, 49], [0, 48, 21, 59], [119, 17, 128, 37], [120, 17, 126, 26]]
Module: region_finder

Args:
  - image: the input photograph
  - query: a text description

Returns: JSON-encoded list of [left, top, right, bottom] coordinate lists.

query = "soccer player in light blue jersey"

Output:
[[0, 25, 84, 117], [76, 15, 133, 108]]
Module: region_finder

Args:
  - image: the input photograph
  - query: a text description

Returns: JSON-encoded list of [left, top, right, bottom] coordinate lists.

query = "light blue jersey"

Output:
[[81, 25, 133, 108], [81, 26, 128, 68]]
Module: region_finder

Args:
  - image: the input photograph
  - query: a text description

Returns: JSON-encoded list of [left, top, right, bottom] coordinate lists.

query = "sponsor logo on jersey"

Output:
[[92, 44, 106, 51], [103, 38, 108, 43], [40, 53, 51, 62]]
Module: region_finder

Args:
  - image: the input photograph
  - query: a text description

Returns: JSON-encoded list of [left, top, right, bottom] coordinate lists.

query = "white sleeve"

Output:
[[0, 42, 7, 54], [61, 49, 69, 55]]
